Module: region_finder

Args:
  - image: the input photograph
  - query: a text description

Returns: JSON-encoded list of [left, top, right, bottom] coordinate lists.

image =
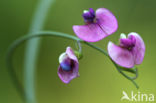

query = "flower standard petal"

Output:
[[73, 8, 118, 42], [58, 47, 79, 84], [128, 33, 145, 65], [108, 42, 135, 68], [95, 8, 118, 36]]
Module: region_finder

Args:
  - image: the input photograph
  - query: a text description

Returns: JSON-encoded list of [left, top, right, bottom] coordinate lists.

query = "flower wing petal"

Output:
[[108, 42, 134, 68], [73, 23, 106, 42], [128, 32, 145, 65], [58, 47, 79, 84], [58, 65, 79, 84]]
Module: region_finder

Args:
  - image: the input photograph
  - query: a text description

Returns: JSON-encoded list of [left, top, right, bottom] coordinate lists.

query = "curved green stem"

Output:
[[6, 49, 26, 102], [84, 42, 108, 56], [6, 31, 139, 101], [111, 60, 139, 89], [77, 40, 82, 53], [6, 31, 81, 102], [84, 42, 139, 88], [119, 67, 137, 74]]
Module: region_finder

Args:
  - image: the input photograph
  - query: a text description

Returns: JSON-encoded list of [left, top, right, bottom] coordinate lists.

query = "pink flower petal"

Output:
[[73, 8, 118, 42], [58, 65, 79, 84], [66, 47, 78, 62], [96, 8, 118, 36], [108, 42, 135, 68], [58, 47, 79, 84], [128, 33, 145, 65], [73, 23, 107, 42]]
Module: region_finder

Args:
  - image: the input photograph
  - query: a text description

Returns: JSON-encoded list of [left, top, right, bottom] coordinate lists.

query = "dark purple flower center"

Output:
[[120, 35, 136, 50], [82, 8, 96, 23], [60, 59, 74, 71]]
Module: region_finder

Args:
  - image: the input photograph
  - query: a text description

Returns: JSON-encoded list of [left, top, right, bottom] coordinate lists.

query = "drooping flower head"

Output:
[[108, 32, 145, 68], [58, 47, 79, 84], [73, 8, 118, 42]]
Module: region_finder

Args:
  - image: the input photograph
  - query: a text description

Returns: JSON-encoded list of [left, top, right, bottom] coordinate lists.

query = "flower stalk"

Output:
[[6, 31, 139, 102]]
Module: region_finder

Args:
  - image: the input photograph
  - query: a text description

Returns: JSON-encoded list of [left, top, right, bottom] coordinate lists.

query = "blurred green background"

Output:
[[0, 0, 156, 103]]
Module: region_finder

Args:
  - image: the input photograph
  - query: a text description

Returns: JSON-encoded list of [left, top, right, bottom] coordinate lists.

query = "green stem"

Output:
[[84, 42, 139, 88], [24, 0, 55, 103], [84, 42, 108, 56], [6, 31, 139, 101], [6, 31, 80, 102], [111, 60, 139, 89], [119, 67, 136, 74], [77, 40, 82, 53]]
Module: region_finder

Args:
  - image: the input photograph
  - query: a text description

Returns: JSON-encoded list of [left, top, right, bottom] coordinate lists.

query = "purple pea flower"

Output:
[[73, 8, 118, 42], [58, 47, 79, 84], [108, 32, 145, 68]]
